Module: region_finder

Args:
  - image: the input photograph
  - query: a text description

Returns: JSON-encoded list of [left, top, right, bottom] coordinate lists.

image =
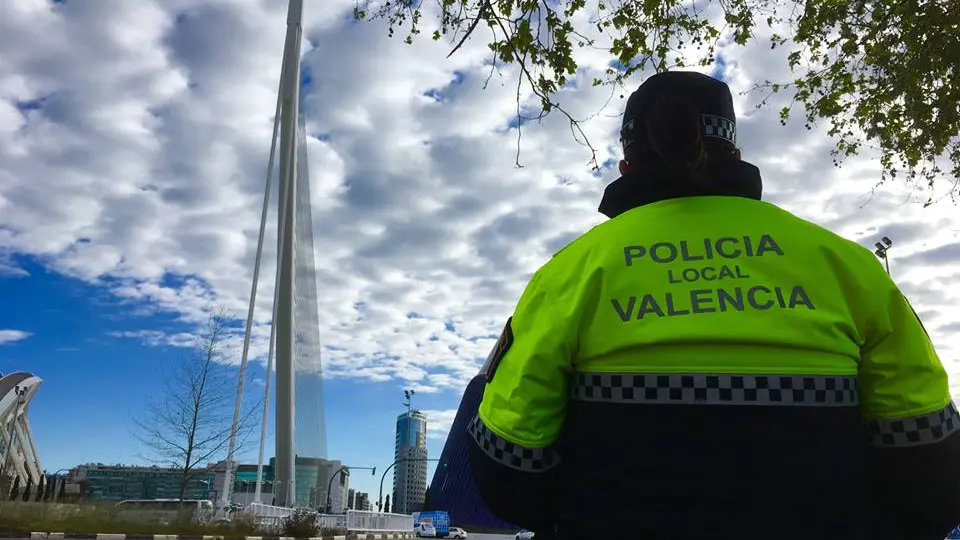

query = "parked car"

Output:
[[516, 530, 535, 540], [414, 522, 437, 538], [449, 526, 468, 539]]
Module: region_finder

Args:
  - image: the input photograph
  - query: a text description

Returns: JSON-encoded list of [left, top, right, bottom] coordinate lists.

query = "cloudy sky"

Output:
[[1, 0, 958, 497]]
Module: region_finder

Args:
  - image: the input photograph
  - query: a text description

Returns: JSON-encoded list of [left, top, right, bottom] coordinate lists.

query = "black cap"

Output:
[[620, 71, 737, 150]]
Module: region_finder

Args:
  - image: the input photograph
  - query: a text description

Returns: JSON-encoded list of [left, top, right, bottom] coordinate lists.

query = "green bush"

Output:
[[281, 507, 319, 538], [0, 502, 265, 536]]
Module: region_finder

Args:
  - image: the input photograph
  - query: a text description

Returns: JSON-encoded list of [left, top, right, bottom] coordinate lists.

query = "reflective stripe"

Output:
[[571, 372, 859, 406], [869, 402, 960, 448], [468, 414, 560, 473]]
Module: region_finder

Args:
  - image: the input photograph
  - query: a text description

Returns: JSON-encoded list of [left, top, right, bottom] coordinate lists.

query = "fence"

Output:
[[246, 502, 294, 519], [344, 509, 413, 532], [244, 504, 412, 533], [317, 513, 348, 530]]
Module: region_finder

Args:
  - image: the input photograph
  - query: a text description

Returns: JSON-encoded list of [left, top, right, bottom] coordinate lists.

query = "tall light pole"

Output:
[[874, 236, 894, 275]]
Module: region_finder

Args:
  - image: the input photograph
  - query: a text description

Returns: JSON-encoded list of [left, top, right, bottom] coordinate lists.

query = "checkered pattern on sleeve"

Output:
[[467, 414, 560, 473], [869, 402, 960, 448], [701, 114, 736, 146]]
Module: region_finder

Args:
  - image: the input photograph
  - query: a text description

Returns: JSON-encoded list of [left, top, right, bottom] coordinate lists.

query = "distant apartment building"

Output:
[[70, 458, 348, 509], [70, 464, 215, 502], [347, 489, 372, 511], [393, 410, 428, 514]]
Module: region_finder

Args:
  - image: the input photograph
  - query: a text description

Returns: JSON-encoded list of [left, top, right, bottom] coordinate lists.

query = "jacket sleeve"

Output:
[[859, 285, 960, 539], [467, 266, 580, 531]]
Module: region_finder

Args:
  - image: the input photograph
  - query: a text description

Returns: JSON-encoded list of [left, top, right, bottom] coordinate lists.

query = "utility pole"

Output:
[[874, 236, 894, 275]]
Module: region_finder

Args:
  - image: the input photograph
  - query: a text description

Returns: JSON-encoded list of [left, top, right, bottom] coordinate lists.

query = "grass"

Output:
[[0, 502, 269, 536]]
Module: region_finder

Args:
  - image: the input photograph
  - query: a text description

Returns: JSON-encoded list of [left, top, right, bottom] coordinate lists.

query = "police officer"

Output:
[[466, 71, 960, 540]]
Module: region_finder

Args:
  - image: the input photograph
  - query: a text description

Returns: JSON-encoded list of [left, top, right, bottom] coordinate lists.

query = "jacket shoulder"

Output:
[[763, 203, 886, 271]]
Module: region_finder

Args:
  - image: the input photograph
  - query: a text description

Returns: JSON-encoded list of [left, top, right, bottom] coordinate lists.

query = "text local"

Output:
[[623, 235, 785, 266]]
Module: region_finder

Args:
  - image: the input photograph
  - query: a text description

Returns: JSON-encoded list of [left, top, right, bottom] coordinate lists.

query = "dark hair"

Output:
[[626, 96, 734, 186]]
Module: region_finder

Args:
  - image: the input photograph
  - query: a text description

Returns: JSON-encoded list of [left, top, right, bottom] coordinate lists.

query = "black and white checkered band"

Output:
[[869, 402, 960, 448], [620, 114, 737, 148], [571, 372, 859, 407], [468, 414, 561, 473], [702, 114, 736, 145]]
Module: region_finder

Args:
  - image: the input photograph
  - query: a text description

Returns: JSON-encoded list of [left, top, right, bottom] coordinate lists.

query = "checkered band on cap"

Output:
[[869, 402, 960, 448], [571, 372, 859, 407], [620, 114, 737, 148], [702, 114, 736, 145], [467, 414, 561, 473]]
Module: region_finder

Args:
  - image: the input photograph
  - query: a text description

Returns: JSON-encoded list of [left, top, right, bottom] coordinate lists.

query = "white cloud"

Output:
[[0, 330, 30, 345], [0, 253, 28, 277], [0, 0, 958, 398], [421, 409, 458, 441]]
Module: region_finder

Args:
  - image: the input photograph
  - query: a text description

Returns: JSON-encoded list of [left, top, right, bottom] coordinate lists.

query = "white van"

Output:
[[414, 522, 437, 538]]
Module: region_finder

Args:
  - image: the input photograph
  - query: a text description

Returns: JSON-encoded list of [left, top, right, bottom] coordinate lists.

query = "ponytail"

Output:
[[643, 96, 709, 186]]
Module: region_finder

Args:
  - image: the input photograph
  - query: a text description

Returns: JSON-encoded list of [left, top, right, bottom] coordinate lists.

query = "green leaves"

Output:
[[357, 0, 959, 196]]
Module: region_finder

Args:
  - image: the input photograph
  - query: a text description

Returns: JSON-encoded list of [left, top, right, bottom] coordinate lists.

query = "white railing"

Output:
[[345, 509, 413, 532], [244, 504, 412, 533], [317, 513, 348, 529], [246, 502, 295, 518]]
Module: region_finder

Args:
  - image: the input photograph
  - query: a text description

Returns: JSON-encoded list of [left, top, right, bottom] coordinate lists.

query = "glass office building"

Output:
[[71, 464, 214, 502], [393, 410, 428, 514], [292, 118, 328, 463], [264, 456, 348, 510]]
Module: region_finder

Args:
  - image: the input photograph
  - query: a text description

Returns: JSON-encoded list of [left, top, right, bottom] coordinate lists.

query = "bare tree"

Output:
[[135, 309, 258, 500]]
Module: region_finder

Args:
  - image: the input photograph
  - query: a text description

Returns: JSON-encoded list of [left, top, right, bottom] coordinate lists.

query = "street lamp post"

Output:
[[324, 466, 375, 514], [874, 236, 894, 275], [377, 458, 443, 514]]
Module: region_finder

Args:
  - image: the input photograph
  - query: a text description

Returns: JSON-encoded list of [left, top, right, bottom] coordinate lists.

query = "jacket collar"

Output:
[[597, 159, 764, 219]]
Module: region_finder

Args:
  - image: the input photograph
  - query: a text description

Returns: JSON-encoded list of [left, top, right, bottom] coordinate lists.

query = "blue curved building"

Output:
[[427, 374, 516, 530]]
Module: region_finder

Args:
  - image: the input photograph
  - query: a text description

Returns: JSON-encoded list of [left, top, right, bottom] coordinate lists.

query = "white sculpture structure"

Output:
[[0, 372, 43, 490]]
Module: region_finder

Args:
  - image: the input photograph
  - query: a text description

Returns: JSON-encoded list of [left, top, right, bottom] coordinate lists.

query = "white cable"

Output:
[[222, 60, 286, 510], [254, 255, 281, 504]]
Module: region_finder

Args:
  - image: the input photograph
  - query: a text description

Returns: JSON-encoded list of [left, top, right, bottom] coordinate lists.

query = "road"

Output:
[[467, 534, 519, 540]]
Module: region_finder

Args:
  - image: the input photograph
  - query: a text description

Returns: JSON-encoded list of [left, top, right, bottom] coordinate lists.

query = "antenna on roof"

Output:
[[873, 236, 894, 275]]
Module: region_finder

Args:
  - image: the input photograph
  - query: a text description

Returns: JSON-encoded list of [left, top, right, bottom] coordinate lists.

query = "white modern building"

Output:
[[0, 372, 43, 492]]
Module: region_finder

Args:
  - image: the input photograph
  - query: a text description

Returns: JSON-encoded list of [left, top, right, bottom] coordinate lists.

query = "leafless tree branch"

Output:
[[134, 308, 261, 500]]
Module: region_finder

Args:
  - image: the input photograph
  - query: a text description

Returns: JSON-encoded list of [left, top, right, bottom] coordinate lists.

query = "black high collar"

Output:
[[597, 159, 764, 219]]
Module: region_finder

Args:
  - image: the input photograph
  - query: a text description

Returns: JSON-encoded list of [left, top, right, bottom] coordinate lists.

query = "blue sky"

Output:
[[0, 256, 453, 497]]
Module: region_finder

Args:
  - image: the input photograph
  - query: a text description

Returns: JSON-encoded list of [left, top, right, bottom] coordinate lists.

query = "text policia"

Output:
[[613, 234, 814, 321]]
